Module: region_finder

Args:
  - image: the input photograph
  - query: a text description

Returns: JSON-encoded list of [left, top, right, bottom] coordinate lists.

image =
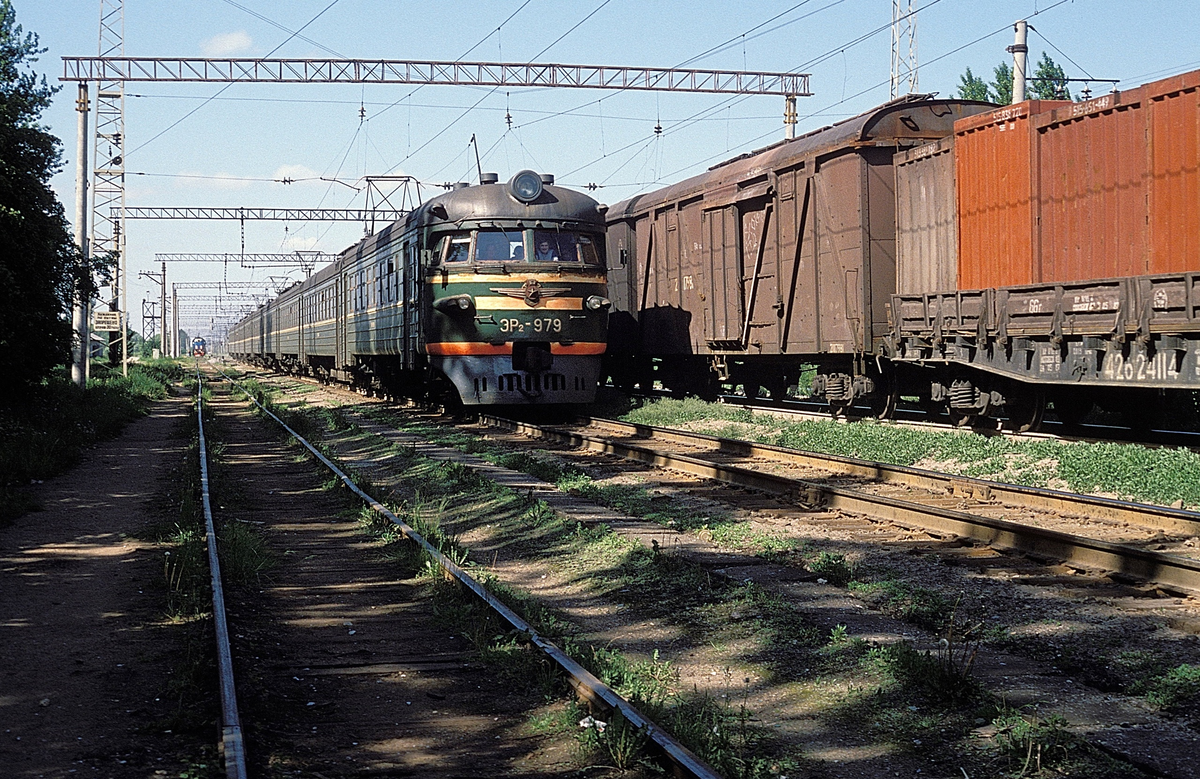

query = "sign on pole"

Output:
[[93, 310, 123, 330]]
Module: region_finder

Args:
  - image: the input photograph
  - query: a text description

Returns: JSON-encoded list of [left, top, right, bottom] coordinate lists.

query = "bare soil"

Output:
[[0, 393, 215, 778]]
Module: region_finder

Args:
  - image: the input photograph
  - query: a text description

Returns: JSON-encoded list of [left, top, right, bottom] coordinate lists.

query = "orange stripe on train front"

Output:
[[425, 342, 605, 356]]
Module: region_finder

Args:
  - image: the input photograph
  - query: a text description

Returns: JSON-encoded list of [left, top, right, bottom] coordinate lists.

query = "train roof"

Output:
[[609, 95, 995, 219], [408, 176, 607, 231]]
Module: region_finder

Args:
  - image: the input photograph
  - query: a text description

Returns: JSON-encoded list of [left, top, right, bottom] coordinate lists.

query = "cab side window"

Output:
[[445, 235, 471, 263]]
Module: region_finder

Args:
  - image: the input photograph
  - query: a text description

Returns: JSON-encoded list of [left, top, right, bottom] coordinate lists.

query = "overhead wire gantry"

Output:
[[65, 27, 813, 372]]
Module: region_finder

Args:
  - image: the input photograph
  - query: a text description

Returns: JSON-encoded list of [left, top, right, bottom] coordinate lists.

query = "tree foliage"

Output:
[[990, 62, 1014, 105], [956, 52, 1073, 106], [955, 67, 990, 101], [0, 0, 87, 403], [1031, 51, 1071, 100]]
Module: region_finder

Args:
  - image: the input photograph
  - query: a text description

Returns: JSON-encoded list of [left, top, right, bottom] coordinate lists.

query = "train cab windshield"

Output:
[[436, 228, 603, 266]]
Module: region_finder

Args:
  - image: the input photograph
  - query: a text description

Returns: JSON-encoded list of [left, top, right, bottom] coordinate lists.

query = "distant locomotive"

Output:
[[603, 67, 1200, 431], [228, 171, 610, 405], [191, 337, 207, 357]]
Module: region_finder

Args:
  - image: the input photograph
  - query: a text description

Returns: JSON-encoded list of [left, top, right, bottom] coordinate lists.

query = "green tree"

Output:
[[957, 52, 1075, 106], [1031, 51, 1071, 100], [138, 333, 162, 359], [0, 0, 88, 403], [990, 62, 1014, 105], [956, 67, 990, 101]]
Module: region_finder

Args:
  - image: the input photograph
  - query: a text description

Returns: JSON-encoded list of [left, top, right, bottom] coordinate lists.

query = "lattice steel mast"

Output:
[[891, 1, 918, 98], [93, 0, 127, 374]]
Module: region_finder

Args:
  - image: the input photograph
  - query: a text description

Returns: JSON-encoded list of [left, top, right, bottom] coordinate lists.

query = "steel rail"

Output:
[[480, 416, 1200, 596], [575, 417, 1200, 537], [194, 368, 248, 778], [221, 373, 721, 779]]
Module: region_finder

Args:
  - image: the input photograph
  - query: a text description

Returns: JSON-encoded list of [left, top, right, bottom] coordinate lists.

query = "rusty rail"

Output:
[[580, 417, 1200, 536], [195, 368, 248, 778], [481, 415, 1200, 596]]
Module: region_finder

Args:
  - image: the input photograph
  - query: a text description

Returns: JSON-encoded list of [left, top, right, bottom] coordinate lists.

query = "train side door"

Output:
[[677, 199, 706, 352], [402, 240, 418, 370], [738, 190, 778, 352], [703, 204, 742, 345], [813, 153, 865, 353]]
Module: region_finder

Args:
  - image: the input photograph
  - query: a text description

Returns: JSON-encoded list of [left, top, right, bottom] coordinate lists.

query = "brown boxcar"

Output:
[[604, 95, 992, 402], [894, 135, 958, 294]]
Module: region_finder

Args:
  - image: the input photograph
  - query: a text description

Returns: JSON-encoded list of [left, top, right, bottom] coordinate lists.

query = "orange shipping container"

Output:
[[952, 68, 1200, 291], [1035, 89, 1152, 282], [954, 100, 1069, 289], [1147, 69, 1200, 274]]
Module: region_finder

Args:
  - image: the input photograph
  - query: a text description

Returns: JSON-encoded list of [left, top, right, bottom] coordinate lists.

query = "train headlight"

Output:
[[509, 169, 543, 203], [434, 294, 475, 315], [585, 295, 611, 311]]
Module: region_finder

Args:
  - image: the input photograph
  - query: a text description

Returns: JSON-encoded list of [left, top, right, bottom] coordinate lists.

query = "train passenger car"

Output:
[[888, 68, 1200, 429], [603, 95, 992, 411], [229, 170, 610, 405]]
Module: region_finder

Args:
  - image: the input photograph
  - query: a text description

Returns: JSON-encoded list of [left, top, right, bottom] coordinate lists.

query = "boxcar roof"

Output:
[[609, 95, 993, 220]]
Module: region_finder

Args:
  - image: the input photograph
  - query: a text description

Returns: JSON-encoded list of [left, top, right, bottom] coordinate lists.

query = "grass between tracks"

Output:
[[621, 397, 1200, 510], [135, 373, 277, 779], [233, 379, 1155, 778]]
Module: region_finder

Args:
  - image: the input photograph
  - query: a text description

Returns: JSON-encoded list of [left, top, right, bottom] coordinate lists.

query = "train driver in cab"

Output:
[[535, 236, 558, 262]]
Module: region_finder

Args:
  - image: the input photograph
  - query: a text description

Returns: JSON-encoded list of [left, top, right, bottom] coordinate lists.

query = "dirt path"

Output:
[[0, 394, 211, 778]]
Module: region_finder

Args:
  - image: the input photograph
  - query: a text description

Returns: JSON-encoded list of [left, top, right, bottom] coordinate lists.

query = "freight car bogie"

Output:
[[810, 359, 899, 419], [898, 365, 1047, 431]]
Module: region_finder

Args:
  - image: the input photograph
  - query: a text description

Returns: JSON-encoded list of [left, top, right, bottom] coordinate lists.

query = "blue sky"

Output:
[[18, 1, 1200, 338]]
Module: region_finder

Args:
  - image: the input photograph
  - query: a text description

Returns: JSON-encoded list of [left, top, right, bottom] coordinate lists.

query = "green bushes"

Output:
[[0, 361, 182, 523]]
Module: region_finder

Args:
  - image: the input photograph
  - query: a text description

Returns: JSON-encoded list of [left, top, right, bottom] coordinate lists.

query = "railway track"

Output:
[[482, 415, 1200, 597], [228, 366, 1200, 777], [193, 369, 722, 778]]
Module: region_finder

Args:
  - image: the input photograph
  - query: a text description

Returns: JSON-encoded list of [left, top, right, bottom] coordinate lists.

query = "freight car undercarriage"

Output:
[[886, 272, 1200, 430]]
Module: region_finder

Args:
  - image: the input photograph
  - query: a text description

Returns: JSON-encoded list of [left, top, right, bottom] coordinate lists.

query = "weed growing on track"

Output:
[[983, 704, 1144, 778], [620, 398, 1200, 508], [140, 393, 218, 738], [1114, 652, 1200, 712]]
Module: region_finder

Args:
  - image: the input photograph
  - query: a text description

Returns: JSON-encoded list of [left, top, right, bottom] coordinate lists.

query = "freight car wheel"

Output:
[[1005, 389, 1046, 433], [868, 372, 899, 420], [948, 408, 977, 427]]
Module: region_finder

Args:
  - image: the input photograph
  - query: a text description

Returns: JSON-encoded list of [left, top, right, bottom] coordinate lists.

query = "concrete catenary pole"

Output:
[[160, 260, 168, 357], [1010, 19, 1029, 104], [71, 82, 90, 387]]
